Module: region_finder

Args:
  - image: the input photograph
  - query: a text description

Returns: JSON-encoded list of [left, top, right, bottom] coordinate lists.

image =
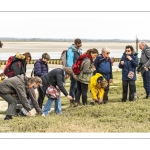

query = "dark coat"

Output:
[[34, 59, 49, 77], [118, 53, 138, 80], [10, 56, 27, 76], [0, 74, 31, 111], [40, 68, 68, 96], [94, 54, 113, 81]]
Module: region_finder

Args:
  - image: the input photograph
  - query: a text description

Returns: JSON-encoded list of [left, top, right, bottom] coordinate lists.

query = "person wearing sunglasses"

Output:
[[94, 47, 113, 104], [137, 41, 150, 99], [118, 45, 138, 102]]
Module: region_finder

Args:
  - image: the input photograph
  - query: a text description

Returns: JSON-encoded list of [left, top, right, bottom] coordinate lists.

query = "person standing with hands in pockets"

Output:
[[119, 45, 138, 102]]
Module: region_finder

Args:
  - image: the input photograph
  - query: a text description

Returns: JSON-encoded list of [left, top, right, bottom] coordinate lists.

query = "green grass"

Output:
[[0, 71, 150, 132]]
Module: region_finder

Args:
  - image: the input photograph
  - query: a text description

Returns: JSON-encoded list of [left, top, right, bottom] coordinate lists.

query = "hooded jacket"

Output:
[[89, 73, 105, 99], [67, 44, 82, 68]]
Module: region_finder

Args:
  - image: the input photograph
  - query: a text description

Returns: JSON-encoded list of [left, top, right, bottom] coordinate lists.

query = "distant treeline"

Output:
[[0, 37, 149, 42]]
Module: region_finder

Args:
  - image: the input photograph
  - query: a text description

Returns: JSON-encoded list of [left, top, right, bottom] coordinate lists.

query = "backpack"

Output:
[[60, 50, 68, 67], [3, 56, 21, 78], [72, 54, 92, 75]]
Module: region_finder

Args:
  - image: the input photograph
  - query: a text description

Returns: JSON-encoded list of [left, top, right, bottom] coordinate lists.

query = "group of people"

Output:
[[0, 39, 150, 120]]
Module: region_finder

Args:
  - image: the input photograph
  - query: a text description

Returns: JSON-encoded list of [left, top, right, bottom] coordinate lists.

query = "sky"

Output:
[[1, 0, 150, 40]]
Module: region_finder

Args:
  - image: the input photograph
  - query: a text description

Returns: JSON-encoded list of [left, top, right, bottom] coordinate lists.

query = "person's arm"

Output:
[[34, 61, 43, 77], [67, 49, 74, 68], [82, 59, 94, 74], [56, 74, 68, 96], [27, 88, 43, 115]]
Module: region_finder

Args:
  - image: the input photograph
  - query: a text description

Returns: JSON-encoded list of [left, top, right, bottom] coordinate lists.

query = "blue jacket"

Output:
[[94, 54, 113, 81], [67, 44, 82, 68], [34, 59, 48, 77], [118, 53, 138, 80]]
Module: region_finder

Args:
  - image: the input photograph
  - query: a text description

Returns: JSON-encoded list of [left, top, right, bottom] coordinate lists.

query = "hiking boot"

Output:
[[98, 102, 103, 105], [90, 102, 95, 105], [4, 115, 13, 120]]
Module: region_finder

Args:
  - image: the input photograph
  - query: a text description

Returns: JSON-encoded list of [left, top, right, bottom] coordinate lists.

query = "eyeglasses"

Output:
[[126, 50, 131, 52], [106, 52, 110, 54]]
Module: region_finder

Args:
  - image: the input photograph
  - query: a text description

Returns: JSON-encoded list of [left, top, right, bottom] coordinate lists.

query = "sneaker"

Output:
[[98, 102, 103, 105]]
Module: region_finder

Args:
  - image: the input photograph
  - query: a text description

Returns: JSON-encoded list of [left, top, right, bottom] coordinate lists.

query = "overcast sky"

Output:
[[1, 11, 150, 40], [1, 0, 150, 40]]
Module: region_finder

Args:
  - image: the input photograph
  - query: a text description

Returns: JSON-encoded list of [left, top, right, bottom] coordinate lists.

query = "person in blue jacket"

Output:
[[94, 47, 113, 104], [118, 45, 138, 102], [67, 38, 82, 104]]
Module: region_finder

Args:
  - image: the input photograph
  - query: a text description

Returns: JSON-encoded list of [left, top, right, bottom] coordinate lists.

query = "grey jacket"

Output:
[[137, 45, 150, 75], [0, 74, 31, 111], [76, 58, 94, 84]]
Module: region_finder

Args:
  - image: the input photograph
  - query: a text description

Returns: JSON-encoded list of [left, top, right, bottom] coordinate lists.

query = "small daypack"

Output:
[[3, 56, 21, 78], [60, 50, 68, 67], [72, 54, 93, 75]]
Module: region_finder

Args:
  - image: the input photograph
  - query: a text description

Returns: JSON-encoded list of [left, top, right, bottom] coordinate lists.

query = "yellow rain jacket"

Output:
[[89, 73, 105, 100]]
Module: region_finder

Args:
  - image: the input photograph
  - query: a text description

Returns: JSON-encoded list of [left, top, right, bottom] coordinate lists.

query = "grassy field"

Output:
[[0, 71, 150, 132]]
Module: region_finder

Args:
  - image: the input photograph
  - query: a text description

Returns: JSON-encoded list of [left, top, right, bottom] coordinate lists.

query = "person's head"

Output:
[[42, 53, 50, 64], [125, 45, 134, 55], [63, 67, 73, 79], [74, 38, 82, 49], [27, 76, 42, 89], [22, 52, 32, 63], [101, 47, 110, 58], [86, 48, 99, 60], [139, 41, 147, 50]]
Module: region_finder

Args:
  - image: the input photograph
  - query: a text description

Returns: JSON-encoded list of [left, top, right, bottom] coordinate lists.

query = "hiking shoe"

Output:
[[4, 115, 13, 120], [90, 102, 95, 105]]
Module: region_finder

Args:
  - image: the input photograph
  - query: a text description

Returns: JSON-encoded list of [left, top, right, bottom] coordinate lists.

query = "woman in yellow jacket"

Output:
[[89, 72, 108, 105]]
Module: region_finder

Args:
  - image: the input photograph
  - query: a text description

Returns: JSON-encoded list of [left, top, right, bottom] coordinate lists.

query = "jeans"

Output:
[[16, 99, 33, 115], [69, 76, 77, 99], [42, 96, 62, 116]]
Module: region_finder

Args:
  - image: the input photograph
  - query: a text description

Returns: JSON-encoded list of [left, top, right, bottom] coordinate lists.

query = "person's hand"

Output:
[[109, 79, 113, 83], [144, 66, 148, 71], [73, 75, 76, 79], [67, 95, 72, 100], [121, 61, 124, 65], [126, 55, 132, 60], [27, 111, 32, 117], [41, 113, 45, 117]]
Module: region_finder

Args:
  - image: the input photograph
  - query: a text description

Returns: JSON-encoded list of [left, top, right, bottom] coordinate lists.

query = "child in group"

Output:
[[89, 72, 108, 105], [0, 73, 5, 82]]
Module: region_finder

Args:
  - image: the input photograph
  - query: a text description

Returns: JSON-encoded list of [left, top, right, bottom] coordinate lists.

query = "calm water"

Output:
[[0, 50, 142, 60]]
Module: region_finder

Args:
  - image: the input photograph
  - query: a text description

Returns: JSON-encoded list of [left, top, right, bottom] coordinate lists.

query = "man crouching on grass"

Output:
[[0, 74, 44, 120]]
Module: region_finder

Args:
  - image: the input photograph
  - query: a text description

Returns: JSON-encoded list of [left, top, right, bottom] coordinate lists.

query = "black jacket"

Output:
[[41, 68, 68, 96]]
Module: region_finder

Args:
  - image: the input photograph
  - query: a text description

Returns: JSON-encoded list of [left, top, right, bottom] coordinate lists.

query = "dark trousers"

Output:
[[69, 76, 77, 99], [37, 86, 46, 109], [122, 80, 135, 102], [103, 83, 109, 104], [0, 93, 17, 116], [75, 80, 88, 105], [142, 70, 150, 97]]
